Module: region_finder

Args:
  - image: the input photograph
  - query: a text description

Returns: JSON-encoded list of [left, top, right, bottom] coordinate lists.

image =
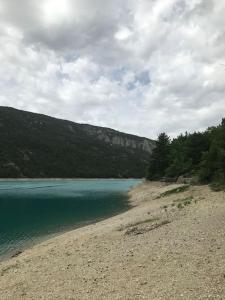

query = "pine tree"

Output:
[[146, 133, 170, 180]]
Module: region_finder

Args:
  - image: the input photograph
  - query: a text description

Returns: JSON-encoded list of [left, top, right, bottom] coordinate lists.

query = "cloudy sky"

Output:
[[0, 0, 224, 139]]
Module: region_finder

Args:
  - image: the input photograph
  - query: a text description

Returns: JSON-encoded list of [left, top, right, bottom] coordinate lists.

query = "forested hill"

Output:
[[0, 107, 155, 178]]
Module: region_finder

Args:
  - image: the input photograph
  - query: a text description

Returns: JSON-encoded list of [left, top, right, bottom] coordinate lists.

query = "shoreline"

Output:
[[1, 182, 225, 299], [0, 178, 137, 264], [0, 206, 133, 264], [0, 183, 136, 263], [0, 178, 143, 181]]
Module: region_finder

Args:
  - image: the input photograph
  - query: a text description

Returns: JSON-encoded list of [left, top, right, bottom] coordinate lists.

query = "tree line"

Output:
[[146, 118, 225, 190]]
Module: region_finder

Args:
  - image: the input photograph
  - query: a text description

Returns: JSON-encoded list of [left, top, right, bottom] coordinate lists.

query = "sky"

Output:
[[0, 0, 225, 139]]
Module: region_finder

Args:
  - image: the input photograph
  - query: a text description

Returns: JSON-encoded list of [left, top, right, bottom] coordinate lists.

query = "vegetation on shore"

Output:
[[147, 118, 225, 190]]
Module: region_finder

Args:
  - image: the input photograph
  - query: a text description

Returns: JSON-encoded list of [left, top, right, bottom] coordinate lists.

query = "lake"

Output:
[[0, 179, 141, 260]]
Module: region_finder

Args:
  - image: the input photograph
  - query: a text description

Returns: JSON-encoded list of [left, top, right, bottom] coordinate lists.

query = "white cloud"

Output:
[[114, 26, 132, 41], [0, 0, 224, 139], [42, 0, 72, 25]]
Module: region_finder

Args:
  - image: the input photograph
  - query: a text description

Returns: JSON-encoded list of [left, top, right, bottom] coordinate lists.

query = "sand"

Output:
[[1, 181, 225, 299]]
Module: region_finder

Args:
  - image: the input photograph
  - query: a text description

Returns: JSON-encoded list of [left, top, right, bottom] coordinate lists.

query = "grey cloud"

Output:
[[1, 0, 133, 60], [0, 0, 224, 139]]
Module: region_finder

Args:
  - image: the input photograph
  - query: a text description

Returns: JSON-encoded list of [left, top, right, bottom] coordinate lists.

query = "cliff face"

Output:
[[80, 125, 155, 154], [0, 107, 155, 178]]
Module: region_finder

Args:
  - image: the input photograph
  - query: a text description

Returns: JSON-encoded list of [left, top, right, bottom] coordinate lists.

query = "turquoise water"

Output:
[[0, 179, 141, 260]]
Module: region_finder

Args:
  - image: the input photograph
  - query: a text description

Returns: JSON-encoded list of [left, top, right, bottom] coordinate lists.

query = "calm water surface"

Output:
[[0, 179, 141, 260]]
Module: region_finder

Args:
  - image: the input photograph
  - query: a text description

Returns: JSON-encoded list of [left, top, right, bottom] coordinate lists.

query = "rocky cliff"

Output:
[[80, 125, 154, 154]]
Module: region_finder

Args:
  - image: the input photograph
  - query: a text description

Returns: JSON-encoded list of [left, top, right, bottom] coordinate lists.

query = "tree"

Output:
[[146, 133, 170, 180], [199, 119, 225, 186], [146, 118, 225, 189], [165, 132, 210, 178], [165, 134, 192, 178]]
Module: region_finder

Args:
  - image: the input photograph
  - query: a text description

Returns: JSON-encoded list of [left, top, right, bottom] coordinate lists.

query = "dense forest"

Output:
[[147, 118, 225, 190]]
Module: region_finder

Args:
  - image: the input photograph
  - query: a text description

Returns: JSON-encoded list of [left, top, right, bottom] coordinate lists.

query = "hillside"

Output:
[[0, 107, 155, 178]]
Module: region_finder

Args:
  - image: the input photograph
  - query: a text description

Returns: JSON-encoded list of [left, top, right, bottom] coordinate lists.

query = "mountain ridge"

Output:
[[0, 106, 155, 178]]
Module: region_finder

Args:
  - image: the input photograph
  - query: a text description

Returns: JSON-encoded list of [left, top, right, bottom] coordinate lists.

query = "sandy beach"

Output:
[[1, 182, 225, 299]]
